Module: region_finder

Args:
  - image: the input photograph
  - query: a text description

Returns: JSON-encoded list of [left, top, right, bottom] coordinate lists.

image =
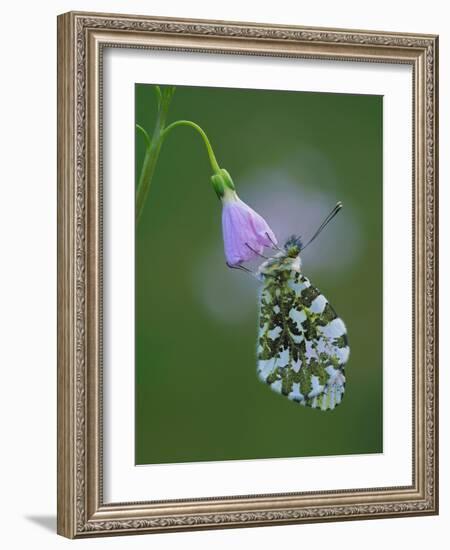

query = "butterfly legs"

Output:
[[245, 243, 270, 259], [265, 232, 283, 252], [226, 262, 254, 274]]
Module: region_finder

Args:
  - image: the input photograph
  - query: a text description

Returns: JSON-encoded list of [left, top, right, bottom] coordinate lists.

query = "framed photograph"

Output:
[[57, 11, 439, 538]]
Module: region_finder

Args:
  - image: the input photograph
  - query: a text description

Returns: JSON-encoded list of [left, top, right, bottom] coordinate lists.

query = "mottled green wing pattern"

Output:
[[257, 271, 349, 410]]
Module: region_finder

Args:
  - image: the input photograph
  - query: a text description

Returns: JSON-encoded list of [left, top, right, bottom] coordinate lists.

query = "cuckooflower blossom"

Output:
[[221, 187, 278, 266]]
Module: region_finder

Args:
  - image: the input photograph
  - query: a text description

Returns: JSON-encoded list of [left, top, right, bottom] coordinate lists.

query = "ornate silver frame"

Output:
[[57, 11, 439, 538]]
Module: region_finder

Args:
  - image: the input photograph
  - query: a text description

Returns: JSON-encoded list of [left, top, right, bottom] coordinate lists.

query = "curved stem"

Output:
[[161, 120, 221, 174], [136, 124, 152, 151], [136, 89, 221, 224]]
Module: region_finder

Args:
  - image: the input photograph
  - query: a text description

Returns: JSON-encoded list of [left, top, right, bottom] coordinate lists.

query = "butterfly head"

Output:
[[284, 235, 303, 258], [257, 238, 302, 279], [256, 202, 343, 280]]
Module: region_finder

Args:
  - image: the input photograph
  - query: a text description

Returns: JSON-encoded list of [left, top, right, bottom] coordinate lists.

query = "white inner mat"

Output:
[[103, 48, 412, 503]]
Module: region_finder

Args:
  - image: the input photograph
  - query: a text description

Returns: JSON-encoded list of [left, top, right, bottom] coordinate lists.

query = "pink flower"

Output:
[[221, 189, 277, 266]]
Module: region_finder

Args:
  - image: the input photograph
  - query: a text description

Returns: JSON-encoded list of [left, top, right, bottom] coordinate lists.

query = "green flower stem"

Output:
[[136, 87, 224, 223], [160, 120, 221, 174], [136, 87, 175, 223]]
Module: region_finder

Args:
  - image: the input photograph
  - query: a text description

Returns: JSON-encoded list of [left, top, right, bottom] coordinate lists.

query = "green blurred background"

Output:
[[135, 84, 382, 465]]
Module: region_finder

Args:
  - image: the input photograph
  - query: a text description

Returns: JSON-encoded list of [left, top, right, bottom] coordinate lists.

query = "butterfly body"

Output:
[[257, 236, 349, 410]]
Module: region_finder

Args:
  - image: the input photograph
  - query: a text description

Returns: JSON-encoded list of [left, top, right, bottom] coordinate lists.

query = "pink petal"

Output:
[[221, 198, 276, 265]]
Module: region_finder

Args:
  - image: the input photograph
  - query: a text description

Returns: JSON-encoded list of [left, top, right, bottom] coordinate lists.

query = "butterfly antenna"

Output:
[[301, 202, 343, 251]]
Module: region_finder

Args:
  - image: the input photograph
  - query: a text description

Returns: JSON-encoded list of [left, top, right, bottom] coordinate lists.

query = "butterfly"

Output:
[[256, 202, 349, 410]]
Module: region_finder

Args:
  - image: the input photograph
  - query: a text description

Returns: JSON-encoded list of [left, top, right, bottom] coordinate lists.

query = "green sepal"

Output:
[[211, 168, 235, 198]]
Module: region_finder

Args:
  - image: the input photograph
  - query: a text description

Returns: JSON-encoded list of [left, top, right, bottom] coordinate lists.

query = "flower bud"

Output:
[[220, 188, 278, 266]]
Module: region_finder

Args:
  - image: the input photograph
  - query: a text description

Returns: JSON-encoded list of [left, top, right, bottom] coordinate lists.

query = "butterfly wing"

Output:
[[257, 270, 349, 410]]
